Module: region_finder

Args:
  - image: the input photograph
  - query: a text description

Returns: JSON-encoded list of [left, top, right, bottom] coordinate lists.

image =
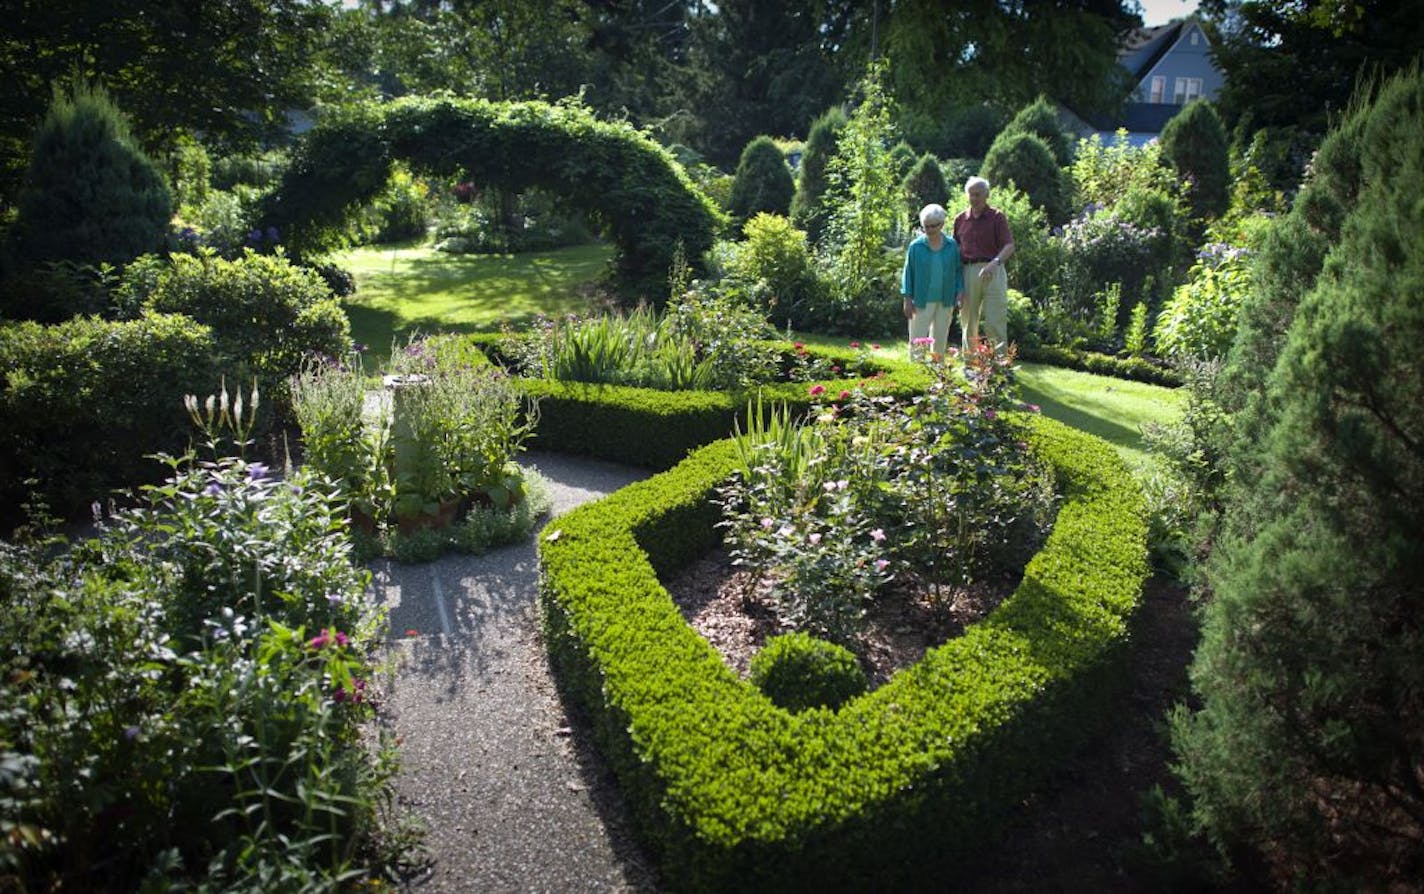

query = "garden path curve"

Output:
[[373, 451, 659, 892]]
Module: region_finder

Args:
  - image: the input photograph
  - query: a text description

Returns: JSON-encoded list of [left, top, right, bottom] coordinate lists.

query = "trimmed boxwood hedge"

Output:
[[1020, 343, 1183, 387], [468, 333, 934, 470], [538, 413, 1148, 891]]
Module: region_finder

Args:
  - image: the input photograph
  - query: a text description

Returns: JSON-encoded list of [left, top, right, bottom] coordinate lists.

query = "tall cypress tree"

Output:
[[12, 80, 172, 270], [1160, 100, 1231, 225], [1171, 67, 1424, 888], [790, 106, 846, 247]]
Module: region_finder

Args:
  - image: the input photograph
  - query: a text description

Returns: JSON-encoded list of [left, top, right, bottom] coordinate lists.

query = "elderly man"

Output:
[[952, 176, 1015, 352], [900, 203, 965, 363]]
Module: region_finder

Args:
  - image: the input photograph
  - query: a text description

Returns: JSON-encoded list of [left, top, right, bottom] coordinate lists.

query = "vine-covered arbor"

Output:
[[263, 96, 722, 301]]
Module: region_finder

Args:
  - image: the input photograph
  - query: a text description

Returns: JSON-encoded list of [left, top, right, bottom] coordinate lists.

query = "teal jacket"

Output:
[[900, 234, 964, 308]]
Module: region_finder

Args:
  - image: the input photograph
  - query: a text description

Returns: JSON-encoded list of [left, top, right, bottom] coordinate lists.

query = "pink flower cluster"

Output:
[[308, 628, 350, 650]]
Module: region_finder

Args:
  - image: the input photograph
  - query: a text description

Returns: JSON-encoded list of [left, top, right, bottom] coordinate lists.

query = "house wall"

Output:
[[1131, 21, 1224, 105]]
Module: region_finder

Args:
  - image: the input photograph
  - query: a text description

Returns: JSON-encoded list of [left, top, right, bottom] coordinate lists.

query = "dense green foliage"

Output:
[[1159, 101, 1231, 224], [728, 137, 796, 230], [821, 65, 904, 337], [540, 411, 1147, 890], [6, 82, 170, 304], [790, 107, 847, 246], [0, 455, 395, 889], [902, 153, 950, 227], [263, 96, 722, 303], [748, 634, 867, 713], [982, 130, 1070, 225], [144, 249, 352, 409], [714, 214, 825, 331], [1199, 0, 1424, 190], [0, 312, 217, 523], [1171, 66, 1424, 887], [1002, 95, 1075, 166]]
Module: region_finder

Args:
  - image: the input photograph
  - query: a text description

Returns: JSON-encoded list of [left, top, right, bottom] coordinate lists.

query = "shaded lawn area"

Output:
[[798, 332, 1185, 476], [334, 241, 613, 368]]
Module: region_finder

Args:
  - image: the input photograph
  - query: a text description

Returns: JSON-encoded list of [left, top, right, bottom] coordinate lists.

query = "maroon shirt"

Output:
[[952, 206, 1013, 261]]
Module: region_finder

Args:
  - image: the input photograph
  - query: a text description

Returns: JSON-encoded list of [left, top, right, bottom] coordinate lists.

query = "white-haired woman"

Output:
[[900, 203, 965, 362]]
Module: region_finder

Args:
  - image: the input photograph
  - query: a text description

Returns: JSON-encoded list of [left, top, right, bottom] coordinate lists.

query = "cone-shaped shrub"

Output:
[[12, 81, 172, 270], [1159, 100, 1230, 224], [790, 106, 846, 245], [982, 130, 1070, 225], [729, 135, 795, 230]]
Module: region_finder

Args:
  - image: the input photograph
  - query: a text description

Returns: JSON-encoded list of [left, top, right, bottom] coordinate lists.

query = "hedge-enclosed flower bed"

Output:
[[538, 414, 1148, 891]]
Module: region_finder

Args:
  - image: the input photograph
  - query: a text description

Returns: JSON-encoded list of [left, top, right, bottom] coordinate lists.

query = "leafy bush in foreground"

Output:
[[0, 456, 400, 890]]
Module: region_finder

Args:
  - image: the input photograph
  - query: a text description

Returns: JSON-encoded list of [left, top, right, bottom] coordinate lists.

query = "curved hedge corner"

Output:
[[262, 96, 723, 300], [538, 414, 1148, 891], [467, 333, 935, 471]]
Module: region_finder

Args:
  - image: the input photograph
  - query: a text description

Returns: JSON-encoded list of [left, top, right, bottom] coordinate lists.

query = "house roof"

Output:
[[1118, 19, 1188, 82]]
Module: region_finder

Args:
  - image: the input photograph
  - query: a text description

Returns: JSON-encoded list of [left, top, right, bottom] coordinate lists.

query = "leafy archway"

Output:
[[263, 96, 722, 301]]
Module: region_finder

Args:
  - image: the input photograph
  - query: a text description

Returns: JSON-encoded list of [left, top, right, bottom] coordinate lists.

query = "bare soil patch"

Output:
[[663, 547, 1018, 687]]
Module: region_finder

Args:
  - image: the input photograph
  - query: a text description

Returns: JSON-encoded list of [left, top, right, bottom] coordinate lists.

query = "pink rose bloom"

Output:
[[870, 528, 886, 542], [809, 384, 826, 396], [808, 532, 822, 545], [839, 390, 851, 401], [874, 559, 890, 572]]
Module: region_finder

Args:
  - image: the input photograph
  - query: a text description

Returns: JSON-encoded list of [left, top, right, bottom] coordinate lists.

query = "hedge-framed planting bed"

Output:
[[538, 408, 1149, 890]]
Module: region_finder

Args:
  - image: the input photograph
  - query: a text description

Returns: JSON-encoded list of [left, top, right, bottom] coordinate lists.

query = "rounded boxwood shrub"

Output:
[[0, 311, 218, 524], [750, 633, 868, 713]]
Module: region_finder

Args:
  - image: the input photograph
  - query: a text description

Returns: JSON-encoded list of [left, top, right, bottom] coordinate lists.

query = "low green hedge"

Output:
[[1020, 343, 1183, 387], [469, 333, 933, 470], [539, 414, 1148, 890]]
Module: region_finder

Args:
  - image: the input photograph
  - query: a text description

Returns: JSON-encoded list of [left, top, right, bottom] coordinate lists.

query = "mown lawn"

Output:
[[333, 241, 613, 368]]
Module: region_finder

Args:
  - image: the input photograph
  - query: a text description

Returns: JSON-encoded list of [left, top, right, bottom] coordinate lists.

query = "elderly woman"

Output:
[[900, 203, 965, 362]]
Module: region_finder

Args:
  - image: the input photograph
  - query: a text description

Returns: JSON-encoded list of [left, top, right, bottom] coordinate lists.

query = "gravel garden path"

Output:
[[372, 450, 661, 893]]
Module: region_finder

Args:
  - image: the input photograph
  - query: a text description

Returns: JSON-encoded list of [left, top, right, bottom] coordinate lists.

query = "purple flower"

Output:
[[124, 725, 141, 741], [203, 482, 223, 496], [247, 463, 270, 481]]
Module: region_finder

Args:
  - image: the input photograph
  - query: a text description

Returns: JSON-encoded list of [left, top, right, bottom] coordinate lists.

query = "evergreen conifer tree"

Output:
[[1171, 67, 1424, 888], [981, 130, 1069, 225], [1160, 100, 1231, 224], [12, 81, 172, 270], [902, 153, 948, 226], [1002, 94, 1074, 166], [790, 106, 846, 246], [728, 135, 794, 230]]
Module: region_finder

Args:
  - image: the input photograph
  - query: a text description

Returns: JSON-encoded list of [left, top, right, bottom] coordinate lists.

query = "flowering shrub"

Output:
[[1153, 242, 1255, 361], [0, 456, 403, 890], [717, 344, 1055, 646]]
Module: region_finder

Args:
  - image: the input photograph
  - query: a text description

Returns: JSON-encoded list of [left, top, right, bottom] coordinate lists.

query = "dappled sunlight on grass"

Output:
[[334, 241, 613, 366]]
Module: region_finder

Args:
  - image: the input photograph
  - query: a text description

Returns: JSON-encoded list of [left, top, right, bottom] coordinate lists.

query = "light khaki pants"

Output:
[[907, 300, 954, 358], [961, 262, 1007, 352]]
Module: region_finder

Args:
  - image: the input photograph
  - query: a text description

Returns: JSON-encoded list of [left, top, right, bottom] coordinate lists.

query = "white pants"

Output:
[[908, 300, 954, 358]]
